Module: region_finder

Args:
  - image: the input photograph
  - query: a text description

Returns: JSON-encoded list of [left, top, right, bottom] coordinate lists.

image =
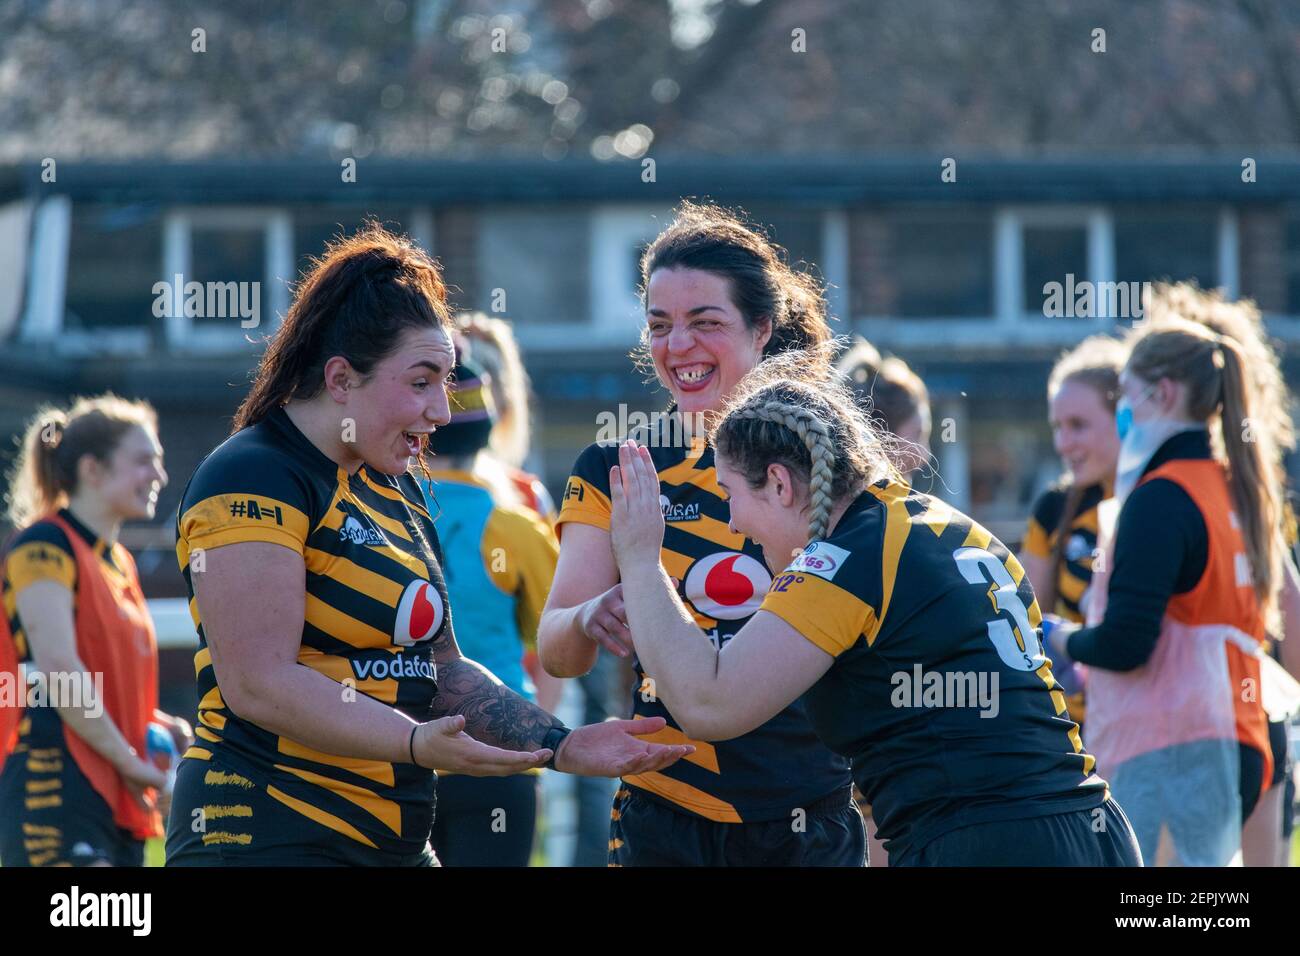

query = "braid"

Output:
[[731, 400, 837, 541]]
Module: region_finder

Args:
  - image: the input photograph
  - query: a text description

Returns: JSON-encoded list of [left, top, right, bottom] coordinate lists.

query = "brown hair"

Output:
[[6, 394, 158, 528], [712, 350, 895, 542], [1126, 318, 1283, 630], [637, 202, 834, 378], [233, 224, 452, 432], [1145, 282, 1294, 453], [454, 311, 533, 469], [1041, 334, 1126, 614], [837, 337, 931, 439]]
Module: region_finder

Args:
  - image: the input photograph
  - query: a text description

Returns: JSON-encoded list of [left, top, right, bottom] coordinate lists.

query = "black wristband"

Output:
[[541, 724, 572, 770], [409, 724, 421, 768]]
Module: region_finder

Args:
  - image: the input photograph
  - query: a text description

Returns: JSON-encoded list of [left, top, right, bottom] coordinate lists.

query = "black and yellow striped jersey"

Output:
[[558, 419, 851, 823], [760, 479, 1107, 858], [2, 510, 124, 750], [175, 407, 446, 856], [1022, 481, 1105, 623]]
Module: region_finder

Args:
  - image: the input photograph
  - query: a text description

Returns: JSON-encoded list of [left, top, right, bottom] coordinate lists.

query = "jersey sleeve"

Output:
[[555, 442, 615, 533], [759, 537, 880, 658], [483, 506, 560, 649], [177, 443, 316, 556], [1022, 487, 1065, 559], [4, 522, 76, 595]]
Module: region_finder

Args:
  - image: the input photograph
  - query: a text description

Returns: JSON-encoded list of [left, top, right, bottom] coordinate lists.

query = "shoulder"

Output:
[[1029, 482, 1070, 530], [182, 421, 323, 516], [5, 519, 76, 592], [8, 518, 73, 557], [178, 422, 324, 553]]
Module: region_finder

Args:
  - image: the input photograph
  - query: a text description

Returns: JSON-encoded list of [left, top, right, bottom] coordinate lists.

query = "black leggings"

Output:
[[430, 773, 538, 867]]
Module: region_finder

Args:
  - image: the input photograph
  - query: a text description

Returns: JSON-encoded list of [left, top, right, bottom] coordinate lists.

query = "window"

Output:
[[477, 208, 589, 324], [887, 209, 993, 317], [1022, 225, 1088, 316], [1114, 207, 1218, 289], [64, 204, 163, 332]]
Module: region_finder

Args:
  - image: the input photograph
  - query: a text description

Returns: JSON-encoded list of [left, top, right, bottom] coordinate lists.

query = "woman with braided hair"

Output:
[[606, 355, 1142, 865], [540, 202, 860, 866]]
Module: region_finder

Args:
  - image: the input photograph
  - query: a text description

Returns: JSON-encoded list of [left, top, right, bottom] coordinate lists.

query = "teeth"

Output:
[[676, 366, 713, 384]]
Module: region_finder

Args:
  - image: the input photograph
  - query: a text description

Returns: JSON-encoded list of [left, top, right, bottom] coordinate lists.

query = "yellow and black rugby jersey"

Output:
[[1022, 482, 1105, 623], [558, 419, 851, 823], [2, 509, 127, 749], [175, 407, 448, 856], [760, 479, 1108, 858]]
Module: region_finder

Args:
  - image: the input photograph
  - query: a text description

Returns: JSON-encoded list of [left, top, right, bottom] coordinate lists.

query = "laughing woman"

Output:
[[164, 226, 688, 866], [606, 358, 1141, 866]]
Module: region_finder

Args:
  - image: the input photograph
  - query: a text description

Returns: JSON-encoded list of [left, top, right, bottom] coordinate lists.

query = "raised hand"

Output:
[[609, 440, 666, 572]]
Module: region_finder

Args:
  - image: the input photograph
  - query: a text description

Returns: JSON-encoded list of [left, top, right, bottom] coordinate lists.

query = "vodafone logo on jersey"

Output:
[[393, 579, 445, 646], [683, 552, 771, 621]]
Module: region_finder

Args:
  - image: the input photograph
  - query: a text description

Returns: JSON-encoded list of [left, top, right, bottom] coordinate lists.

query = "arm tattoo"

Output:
[[431, 657, 565, 752]]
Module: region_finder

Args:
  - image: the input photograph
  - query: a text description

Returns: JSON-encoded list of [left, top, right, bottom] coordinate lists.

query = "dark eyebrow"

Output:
[[646, 305, 727, 318], [408, 360, 444, 374]]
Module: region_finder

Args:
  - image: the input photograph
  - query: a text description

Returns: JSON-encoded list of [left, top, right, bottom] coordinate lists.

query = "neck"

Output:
[[284, 399, 364, 474], [821, 494, 857, 540], [64, 494, 122, 546]]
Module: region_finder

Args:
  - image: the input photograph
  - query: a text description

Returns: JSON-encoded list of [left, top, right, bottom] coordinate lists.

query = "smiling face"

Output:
[[84, 424, 167, 521], [646, 268, 772, 416], [339, 325, 456, 475], [715, 453, 809, 571], [1049, 378, 1120, 488]]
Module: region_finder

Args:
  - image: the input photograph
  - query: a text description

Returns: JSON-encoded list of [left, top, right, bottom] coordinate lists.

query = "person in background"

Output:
[[838, 337, 933, 480], [0, 395, 191, 867], [1044, 318, 1283, 866], [1019, 336, 1126, 732], [419, 358, 561, 865], [1146, 281, 1299, 866]]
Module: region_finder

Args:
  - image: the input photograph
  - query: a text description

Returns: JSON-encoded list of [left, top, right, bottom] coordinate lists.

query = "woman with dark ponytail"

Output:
[[603, 353, 1140, 865], [540, 202, 861, 867], [1044, 318, 1282, 866], [164, 224, 687, 866]]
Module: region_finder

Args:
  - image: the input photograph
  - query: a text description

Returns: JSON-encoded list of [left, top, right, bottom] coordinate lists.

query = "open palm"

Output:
[[555, 716, 693, 777]]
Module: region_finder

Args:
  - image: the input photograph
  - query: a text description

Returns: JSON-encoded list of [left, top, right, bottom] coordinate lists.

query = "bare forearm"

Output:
[[538, 602, 599, 677], [231, 666, 414, 765], [620, 562, 719, 716], [432, 657, 566, 750]]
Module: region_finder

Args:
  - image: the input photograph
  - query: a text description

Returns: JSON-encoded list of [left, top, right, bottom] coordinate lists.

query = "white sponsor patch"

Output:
[[786, 541, 851, 581]]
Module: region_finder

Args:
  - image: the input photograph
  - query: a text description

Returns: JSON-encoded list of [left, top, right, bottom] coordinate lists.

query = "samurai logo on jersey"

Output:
[[351, 654, 436, 682], [340, 515, 384, 546], [660, 495, 700, 522], [393, 578, 444, 646], [787, 541, 851, 581], [683, 552, 771, 621]]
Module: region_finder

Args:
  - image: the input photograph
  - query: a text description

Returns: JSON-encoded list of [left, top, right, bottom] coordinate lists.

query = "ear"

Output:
[[75, 452, 106, 490], [1156, 377, 1182, 417], [767, 463, 796, 506], [751, 315, 773, 355], [323, 356, 356, 403]]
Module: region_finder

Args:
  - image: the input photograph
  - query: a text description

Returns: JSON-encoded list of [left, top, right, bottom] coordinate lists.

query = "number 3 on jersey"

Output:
[[952, 546, 1045, 672]]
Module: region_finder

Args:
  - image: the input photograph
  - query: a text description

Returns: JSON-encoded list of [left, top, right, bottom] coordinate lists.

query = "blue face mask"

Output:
[[1115, 384, 1156, 442]]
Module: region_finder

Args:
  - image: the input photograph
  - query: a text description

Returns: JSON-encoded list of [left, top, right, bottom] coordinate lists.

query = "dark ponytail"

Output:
[[233, 224, 451, 432]]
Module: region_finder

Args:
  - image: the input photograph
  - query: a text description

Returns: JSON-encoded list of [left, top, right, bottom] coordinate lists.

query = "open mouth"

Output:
[[403, 432, 427, 456], [672, 363, 715, 391]]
